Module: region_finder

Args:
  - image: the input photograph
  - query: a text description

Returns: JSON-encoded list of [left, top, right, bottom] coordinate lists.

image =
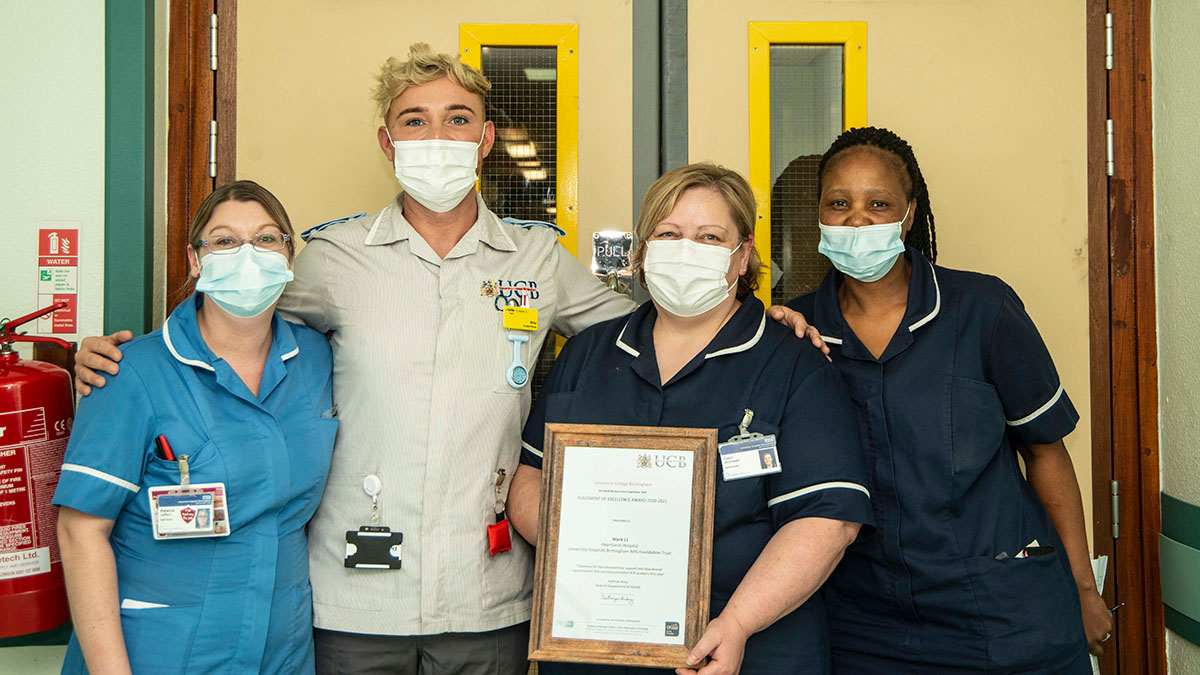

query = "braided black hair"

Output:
[[817, 126, 937, 263]]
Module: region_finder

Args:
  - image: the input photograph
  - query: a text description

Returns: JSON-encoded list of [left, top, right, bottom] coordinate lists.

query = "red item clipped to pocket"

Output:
[[488, 516, 512, 555]]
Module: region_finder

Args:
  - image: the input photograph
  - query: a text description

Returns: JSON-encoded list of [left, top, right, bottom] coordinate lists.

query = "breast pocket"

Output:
[[950, 377, 1006, 502], [713, 421, 780, 535], [491, 327, 550, 395], [143, 439, 224, 488]]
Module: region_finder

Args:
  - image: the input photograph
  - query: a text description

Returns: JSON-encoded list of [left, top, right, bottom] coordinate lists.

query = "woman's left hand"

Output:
[[766, 305, 829, 356], [675, 614, 749, 675], [1081, 586, 1114, 656]]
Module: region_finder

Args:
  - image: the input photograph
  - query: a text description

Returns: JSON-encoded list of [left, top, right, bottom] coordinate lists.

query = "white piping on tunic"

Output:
[[522, 441, 543, 458], [767, 481, 870, 508], [908, 260, 941, 332], [162, 319, 215, 372], [1006, 384, 1065, 427], [61, 464, 140, 493], [705, 312, 765, 359], [281, 347, 300, 361], [615, 321, 640, 358], [364, 211, 387, 245]]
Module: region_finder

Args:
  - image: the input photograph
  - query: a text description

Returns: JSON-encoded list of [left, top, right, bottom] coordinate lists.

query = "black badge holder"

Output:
[[345, 474, 402, 569]]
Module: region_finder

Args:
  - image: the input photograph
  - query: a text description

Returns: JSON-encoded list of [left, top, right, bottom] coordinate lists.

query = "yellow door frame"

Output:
[[747, 21, 867, 304], [460, 24, 580, 257]]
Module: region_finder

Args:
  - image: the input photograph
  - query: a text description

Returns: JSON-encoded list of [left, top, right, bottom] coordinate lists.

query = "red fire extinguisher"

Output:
[[0, 302, 74, 638]]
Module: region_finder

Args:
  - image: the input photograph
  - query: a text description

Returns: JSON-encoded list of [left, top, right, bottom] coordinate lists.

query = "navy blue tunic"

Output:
[[787, 248, 1090, 674], [520, 296, 873, 674]]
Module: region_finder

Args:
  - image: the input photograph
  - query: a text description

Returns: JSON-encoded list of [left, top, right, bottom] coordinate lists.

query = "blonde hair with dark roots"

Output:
[[372, 42, 492, 123], [633, 162, 762, 299]]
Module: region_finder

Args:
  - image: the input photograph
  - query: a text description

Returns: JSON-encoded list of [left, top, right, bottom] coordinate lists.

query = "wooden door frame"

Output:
[[166, 0, 236, 314], [1087, 0, 1164, 672]]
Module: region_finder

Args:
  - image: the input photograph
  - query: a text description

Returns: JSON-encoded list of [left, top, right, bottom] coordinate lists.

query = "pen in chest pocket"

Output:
[[155, 435, 176, 461]]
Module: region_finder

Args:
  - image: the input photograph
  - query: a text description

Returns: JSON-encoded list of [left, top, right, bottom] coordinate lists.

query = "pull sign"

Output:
[[211, 13, 218, 70]]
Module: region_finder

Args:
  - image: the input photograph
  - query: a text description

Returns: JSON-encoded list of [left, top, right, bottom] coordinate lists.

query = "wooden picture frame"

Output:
[[529, 423, 717, 668]]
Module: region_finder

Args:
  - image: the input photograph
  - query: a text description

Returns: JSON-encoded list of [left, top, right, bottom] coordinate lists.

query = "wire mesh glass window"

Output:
[[479, 45, 560, 398], [769, 45, 843, 304], [480, 46, 558, 221]]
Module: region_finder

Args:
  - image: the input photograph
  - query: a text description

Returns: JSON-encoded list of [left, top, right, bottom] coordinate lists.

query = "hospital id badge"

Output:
[[148, 483, 231, 540], [345, 526, 403, 569], [718, 435, 782, 481]]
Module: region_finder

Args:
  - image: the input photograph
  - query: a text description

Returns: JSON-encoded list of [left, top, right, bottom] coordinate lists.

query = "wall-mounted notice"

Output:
[[36, 228, 79, 334]]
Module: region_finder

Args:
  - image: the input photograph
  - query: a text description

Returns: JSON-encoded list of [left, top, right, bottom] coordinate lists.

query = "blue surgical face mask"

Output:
[[195, 244, 294, 318], [817, 205, 910, 283]]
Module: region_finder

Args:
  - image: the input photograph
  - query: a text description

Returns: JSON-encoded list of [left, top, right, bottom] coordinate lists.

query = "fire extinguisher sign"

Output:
[[0, 408, 66, 580], [36, 227, 79, 334]]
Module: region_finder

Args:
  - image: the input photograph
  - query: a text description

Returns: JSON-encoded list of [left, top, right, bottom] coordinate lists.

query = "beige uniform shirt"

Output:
[[279, 194, 636, 635]]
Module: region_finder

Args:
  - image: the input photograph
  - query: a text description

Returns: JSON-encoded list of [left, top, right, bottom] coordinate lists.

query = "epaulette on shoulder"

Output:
[[501, 217, 566, 237], [301, 212, 367, 242]]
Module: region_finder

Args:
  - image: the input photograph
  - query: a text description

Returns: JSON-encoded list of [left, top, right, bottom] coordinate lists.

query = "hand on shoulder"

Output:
[[74, 331, 134, 396]]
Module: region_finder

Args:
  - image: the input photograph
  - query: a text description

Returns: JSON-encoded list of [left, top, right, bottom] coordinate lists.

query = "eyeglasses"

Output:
[[198, 232, 291, 254]]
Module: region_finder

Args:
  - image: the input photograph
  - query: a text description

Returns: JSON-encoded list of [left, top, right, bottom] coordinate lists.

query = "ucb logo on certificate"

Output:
[[636, 453, 690, 469]]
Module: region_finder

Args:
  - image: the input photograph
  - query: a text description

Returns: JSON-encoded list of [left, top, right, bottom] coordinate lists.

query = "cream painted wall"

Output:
[[237, 0, 633, 261], [0, 5, 103, 670], [689, 0, 1094, 539], [1153, 0, 1200, 670]]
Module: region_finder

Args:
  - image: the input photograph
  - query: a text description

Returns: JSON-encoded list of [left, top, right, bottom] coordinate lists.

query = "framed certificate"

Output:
[[529, 423, 718, 668]]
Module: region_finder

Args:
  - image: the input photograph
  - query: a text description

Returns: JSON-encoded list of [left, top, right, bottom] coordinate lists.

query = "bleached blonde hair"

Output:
[[372, 42, 492, 123]]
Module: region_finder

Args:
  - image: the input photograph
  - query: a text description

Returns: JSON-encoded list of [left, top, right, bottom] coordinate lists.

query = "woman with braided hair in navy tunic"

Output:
[[787, 126, 1112, 673]]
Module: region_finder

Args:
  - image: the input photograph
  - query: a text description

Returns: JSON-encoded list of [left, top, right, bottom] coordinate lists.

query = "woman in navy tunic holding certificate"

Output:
[[786, 127, 1111, 673], [53, 181, 337, 673], [507, 163, 874, 675]]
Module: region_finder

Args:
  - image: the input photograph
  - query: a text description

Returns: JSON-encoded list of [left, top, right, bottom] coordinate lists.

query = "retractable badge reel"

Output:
[[344, 474, 402, 569], [488, 468, 512, 555]]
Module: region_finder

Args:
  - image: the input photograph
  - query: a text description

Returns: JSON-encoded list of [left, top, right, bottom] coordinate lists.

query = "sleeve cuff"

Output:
[[519, 441, 544, 469], [1005, 386, 1080, 445], [768, 481, 875, 532], [52, 464, 139, 520]]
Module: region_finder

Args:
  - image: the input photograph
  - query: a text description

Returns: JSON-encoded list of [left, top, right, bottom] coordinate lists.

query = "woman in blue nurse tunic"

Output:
[[53, 181, 337, 674], [507, 163, 874, 675], [786, 127, 1112, 674]]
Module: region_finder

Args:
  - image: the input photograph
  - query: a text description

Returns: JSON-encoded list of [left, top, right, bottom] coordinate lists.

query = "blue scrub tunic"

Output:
[[520, 296, 873, 674], [787, 248, 1090, 674], [52, 293, 338, 674]]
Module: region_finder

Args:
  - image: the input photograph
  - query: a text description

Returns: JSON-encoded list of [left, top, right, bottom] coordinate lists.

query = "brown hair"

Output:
[[188, 180, 295, 254], [632, 162, 761, 298], [372, 42, 492, 124]]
